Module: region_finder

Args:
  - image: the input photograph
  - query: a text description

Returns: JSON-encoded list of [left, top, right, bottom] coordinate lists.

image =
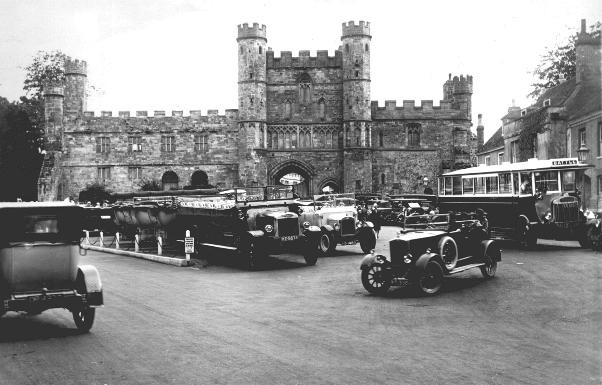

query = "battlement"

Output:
[[43, 84, 64, 97], [82, 109, 239, 121], [237, 22, 267, 40], [266, 49, 342, 68], [341, 20, 370, 38], [372, 100, 452, 111], [64, 57, 87, 76], [445, 74, 473, 94]]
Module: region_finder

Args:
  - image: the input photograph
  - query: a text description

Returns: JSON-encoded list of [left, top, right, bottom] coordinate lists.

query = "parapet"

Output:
[[43, 84, 64, 97], [64, 57, 87, 76], [341, 20, 371, 38], [81, 109, 239, 122], [371, 99, 463, 119], [237, 22, 267, 41], [267, 49, 342, 68]]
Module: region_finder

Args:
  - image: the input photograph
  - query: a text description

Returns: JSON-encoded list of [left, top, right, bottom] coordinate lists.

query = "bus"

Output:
[[437, 158, 593, 248]]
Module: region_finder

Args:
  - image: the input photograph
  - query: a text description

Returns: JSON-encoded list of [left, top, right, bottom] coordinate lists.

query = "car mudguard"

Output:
[[305, 225, 321, 235], [363, 221, 374, 228], [321, 224, 334, 233], [360, 253, 388, 270], [480, 240, 501, 262], [246, 230, 265, 238], [410, 253, 444, 279], [77, 265, 103, 294]]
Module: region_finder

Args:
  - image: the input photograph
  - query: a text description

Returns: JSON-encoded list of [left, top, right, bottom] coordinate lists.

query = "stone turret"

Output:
[[575, 19, 601, 83], [64, 57, 87, 117]]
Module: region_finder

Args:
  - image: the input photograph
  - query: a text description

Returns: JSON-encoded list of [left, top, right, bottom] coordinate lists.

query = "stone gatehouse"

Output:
[[38, 21, 477, 200]]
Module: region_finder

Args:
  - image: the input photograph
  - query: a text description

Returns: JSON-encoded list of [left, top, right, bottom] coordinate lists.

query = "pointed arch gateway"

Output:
[[269, 159, 316, 198]]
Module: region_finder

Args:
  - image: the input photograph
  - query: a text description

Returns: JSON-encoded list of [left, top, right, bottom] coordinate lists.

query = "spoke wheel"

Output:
[[438, 236, 458, 270], [361, 265, 391, 295], [319, 232, 333, 256], [72, 307, 96, 332], [418, 261, 444, 296], [480, 255, 497, 278]]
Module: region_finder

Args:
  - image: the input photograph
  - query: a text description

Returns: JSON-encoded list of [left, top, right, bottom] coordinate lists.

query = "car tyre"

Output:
[[438, 236, 458, 270], [359, 229, 377, 253], [417, 261, 444, 296], [480, 255, 497, 279], [319, 231, 334, 257], [361, 264, 391, 295], [72, 307, 95, 332]]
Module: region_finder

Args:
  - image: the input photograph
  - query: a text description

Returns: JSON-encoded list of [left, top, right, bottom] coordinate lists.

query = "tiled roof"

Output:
[[478, 126, 504, 153]]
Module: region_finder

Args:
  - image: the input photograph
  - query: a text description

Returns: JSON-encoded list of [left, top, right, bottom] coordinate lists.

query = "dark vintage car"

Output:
[[299, 193, 376, 256], [0, 202, 103, 331], [360, 213, 501, 296], [174, 186, 322, 268], [390, 198, 432, 226]]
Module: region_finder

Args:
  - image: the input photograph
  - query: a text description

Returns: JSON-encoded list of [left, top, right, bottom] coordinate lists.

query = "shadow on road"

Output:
[[361, 275, 495, 299], [0, 315, 86, 342]]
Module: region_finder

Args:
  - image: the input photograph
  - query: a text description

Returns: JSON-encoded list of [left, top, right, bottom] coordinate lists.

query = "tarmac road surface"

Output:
[[1, 226, 601, 384]]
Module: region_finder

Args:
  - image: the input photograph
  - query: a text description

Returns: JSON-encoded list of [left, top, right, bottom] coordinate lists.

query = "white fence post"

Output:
[[135, 234, 140, 253], [115, 232, 120, 249], [99, 231, 104, 247], [157, 236, 163, 255], [84, 230, 90, 246], [185, 230, 191, 262]]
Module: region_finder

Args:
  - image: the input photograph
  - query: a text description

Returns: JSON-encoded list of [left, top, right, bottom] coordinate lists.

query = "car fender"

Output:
[[363, 221, 374, 228], [76, 265, 102, 293], [360, 253, 388, 270], [246, 230, 265, 238], [321, 224, 334, 233], [410, 253, 443, 279], [481, 240, 501, 262]]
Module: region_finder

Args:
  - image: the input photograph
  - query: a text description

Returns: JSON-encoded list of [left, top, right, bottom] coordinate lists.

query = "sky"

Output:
[[0, 0, 600, 141]]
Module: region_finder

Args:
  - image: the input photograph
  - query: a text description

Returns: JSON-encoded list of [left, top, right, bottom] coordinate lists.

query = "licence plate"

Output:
[[281, 235, 298, 241]]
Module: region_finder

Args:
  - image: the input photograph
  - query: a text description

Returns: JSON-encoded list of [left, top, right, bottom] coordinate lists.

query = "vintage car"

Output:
[[360, 212, 501, 296], [0, 202, 103, 331], [174, 186, 322, 268], [299, 193, 376, 256], [367, 199, 395, 225], [390, 198, 432, 226]]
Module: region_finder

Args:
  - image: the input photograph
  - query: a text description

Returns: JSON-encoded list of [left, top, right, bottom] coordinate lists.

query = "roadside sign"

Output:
[[184, 237, 195, 254]]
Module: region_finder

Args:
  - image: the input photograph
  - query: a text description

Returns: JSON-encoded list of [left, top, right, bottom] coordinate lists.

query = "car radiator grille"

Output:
[[278, 218, 299, 237], [341, 217, 356, 236], [552, 197, 579, 223], [389, 239, 409, 265]]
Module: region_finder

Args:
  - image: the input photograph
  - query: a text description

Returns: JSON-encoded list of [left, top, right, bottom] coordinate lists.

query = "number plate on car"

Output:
[[281, 235, 298, 241]]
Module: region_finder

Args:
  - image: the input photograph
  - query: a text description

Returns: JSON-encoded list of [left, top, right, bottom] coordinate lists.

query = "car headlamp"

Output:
[[334, 223, 340, 231], [403, 254, 413, 264], [302, 221, 310, 229], [264, 224, 273, 233]]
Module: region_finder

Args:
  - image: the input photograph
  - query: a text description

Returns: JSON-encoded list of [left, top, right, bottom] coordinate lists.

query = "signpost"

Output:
[[184, 230, 194, 261]]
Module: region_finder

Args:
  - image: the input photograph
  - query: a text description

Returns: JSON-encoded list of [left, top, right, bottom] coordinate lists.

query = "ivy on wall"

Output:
[[518, 108, 547, 161]]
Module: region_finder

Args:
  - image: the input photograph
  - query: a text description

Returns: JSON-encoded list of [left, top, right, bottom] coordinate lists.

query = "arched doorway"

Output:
[[318, 178, 339, 194], [162, 171, 179, 190], [190, 170, 209, 188], [270, 160, 314, 198]]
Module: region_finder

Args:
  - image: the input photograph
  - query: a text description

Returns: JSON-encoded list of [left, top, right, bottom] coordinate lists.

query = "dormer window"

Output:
[[543, 99, 551, 107]]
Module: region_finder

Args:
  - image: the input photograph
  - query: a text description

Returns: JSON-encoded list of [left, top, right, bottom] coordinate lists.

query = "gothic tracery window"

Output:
[[407, 124, 421, 147], [298, 73, 312, 104], [318, 98, 326, 120]]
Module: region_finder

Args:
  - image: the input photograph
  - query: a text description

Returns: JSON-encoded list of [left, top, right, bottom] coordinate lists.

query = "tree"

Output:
[[23, 50, 67, 99], [78, 183, 111, 205], [139, 178, 162, 191], [529, 21, 601, 99]]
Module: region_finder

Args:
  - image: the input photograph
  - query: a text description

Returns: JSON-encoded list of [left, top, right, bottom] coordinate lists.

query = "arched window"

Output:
[[190, 170, 209, 188], [381, 173, 385, 185], [318, 98, 326, 120], [259, 46, 262, 54], [355, 128, 361, 146], [284, 100, 292, 120], [365, 43, 369, 52], [379, 131, 384, 147], [162, 171, 179, 191], [407, 124, 421, 147], [345, 44, 349, 54], [298, 73, 312, 104]]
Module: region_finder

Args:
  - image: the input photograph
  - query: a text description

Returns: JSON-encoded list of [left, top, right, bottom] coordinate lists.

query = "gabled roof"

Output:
[[534, 78, 577, 108], [478, 127, 504, 154]]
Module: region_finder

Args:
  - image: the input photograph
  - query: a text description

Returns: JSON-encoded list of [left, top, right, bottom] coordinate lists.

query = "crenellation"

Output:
[[64, 57, 87, 76], [154, 110, 165, 117], [268, 50, 342, 68], [403, 100, 415, 109], [101, 111, 112, 117], [83, 111, 94, 117], [341, 20, 371, 38], [136, 111, 148, 117], [119, 111, 130, 118], [172, 110, 183, 117], [237, 22, 267, 40]]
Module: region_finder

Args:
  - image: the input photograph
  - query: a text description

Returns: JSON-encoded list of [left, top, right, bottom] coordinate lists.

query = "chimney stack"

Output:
[[476, 113, 484, 149]]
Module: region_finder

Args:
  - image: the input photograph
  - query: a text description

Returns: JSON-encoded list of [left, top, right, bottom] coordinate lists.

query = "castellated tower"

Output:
[[342, 21, 373, 192], [63, 57, 87, 118], [237, 23, 268, 185], [42, 84, 64, 140], [443, 74, 473, 120]]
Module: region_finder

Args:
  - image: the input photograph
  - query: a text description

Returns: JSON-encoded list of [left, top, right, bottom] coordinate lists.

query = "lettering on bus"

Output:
[[551, 159, 578, 166]]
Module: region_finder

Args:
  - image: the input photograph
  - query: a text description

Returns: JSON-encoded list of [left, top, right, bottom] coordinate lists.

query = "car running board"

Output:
[[448, 263, 485, 275]]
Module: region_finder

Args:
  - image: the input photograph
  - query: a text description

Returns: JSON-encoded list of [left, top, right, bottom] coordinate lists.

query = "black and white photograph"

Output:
[[0, 0, 600, 384]]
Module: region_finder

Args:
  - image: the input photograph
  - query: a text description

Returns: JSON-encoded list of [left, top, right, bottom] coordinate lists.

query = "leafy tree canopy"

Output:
[[529, 21, 601, 99], [23, 50, 67, 98]]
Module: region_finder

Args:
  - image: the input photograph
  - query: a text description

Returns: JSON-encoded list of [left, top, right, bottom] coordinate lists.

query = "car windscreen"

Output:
[[0, 207, 84, 243]]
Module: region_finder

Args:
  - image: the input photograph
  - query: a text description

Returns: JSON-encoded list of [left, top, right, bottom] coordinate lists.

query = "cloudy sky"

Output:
[[0, 0, 599, 141]]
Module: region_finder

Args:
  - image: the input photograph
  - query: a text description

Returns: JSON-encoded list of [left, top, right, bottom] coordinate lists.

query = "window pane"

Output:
[[534, 170, 558, 192], [485, 176, 498, 194], [499, 173, 512, 194], [462, 178, 474, 194], [438, 178, 445, 195], [452, 177, 462, 195], [562, 171, 575, 192], [444, 177, 452, 195], [475, 177, 485, 194], [519, 172, 532, 194]]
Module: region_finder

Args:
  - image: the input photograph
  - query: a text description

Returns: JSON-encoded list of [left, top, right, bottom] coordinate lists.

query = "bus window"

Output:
[[519, 172, 533, 194], [534, 171, 559, 193], [485, 176, 498, 194], [562, 171, 575, 192], [444, 177, 452, 195], [475, 177, 485, 194], [462, 178, 474, 194], [438, 177, 444, 195], [500, 173, 512, 194], [452, 177, 462, 195], [512, 173, 519, 194]]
